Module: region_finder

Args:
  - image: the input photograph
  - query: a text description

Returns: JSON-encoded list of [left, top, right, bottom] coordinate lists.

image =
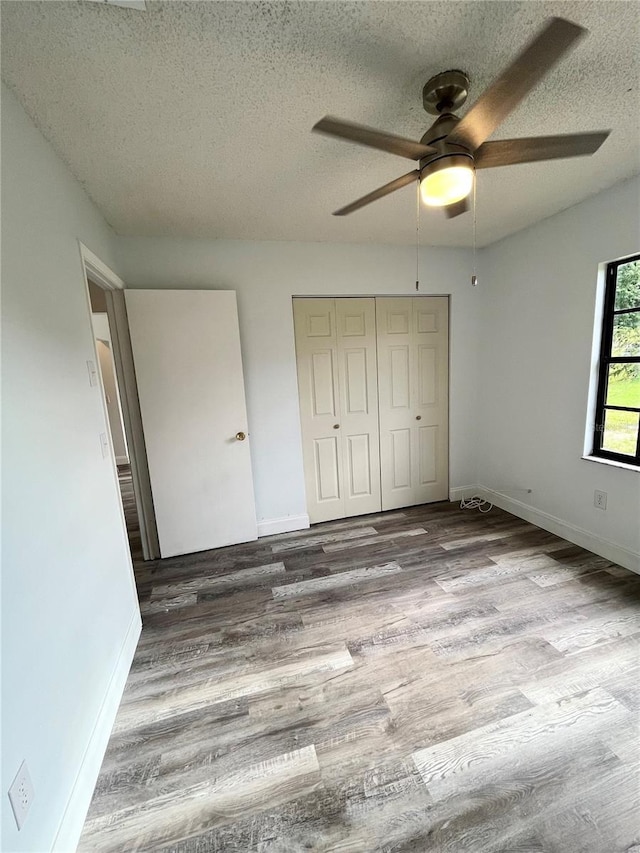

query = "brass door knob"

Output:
[[236, 431, 246, 441], [333, 424, 340, 429], [416, 415, 422, 421]]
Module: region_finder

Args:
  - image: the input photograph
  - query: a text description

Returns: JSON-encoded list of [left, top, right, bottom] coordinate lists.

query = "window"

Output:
[[593, 254, 640, 466]]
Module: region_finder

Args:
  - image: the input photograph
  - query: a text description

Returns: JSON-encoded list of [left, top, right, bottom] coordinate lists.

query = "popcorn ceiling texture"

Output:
[[1, 0, 638, 247]]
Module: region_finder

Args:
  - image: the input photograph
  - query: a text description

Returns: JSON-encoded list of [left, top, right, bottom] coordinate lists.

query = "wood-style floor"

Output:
[[79, 496, 640, 852], [118, 464, 143, 564]]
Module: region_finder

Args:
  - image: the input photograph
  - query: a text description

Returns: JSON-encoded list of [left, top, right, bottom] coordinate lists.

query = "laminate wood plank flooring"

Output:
[[118, 464, 143, 563], [79, 501, 640, 852], [272, 561, 403, 599]]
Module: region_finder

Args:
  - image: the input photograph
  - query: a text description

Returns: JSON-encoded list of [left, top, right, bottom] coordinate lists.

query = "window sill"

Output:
[[581, 455, 640, 473]]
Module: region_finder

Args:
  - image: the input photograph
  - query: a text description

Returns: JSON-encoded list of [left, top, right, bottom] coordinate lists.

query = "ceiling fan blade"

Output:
[[474, 131, 610, 169], [447, 17, 587, 151], [314, 116, 436, 161], [333, 170, 419, 216], [444, 198, 469, 218], [84, 0, 147, 8]]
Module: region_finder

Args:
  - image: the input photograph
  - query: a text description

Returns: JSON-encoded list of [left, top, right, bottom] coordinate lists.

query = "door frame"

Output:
[[78, 242, 160, 560]]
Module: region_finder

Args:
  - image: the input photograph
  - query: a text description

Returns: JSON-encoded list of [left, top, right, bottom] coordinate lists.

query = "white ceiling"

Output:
[[2, 1, 639, 247]]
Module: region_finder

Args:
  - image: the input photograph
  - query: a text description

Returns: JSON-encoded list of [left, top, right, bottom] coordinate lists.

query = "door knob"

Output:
[[416, 415, 422, 420], [235, 431, 246, 441], [333, 424, 340, 429]]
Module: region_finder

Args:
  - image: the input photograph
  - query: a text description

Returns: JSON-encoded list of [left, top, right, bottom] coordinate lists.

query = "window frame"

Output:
[[592, 253, 640, 467]]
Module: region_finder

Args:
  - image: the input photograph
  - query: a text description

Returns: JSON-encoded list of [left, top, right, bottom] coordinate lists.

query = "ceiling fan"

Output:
[[313, 17, 610, 218]]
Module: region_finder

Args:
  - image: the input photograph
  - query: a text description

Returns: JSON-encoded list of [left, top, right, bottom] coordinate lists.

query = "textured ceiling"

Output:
[[2, 1, 639, 246]]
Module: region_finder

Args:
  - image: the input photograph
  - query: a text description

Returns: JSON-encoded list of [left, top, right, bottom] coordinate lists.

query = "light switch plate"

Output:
[[87, 360, 98, 387]]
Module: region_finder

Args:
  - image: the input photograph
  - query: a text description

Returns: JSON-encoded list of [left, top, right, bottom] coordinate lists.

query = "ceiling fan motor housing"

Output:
[[420, 112, 459, 146], [419, 150, 475, 179], [419, 114, 475, 175]]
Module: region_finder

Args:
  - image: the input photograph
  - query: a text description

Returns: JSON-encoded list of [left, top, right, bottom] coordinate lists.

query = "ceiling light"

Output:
[[420, 155, 474, 207]]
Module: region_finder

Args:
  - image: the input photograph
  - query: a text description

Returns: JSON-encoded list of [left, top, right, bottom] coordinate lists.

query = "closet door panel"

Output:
[[417, 424, 438, 485], [377, 298, 415, 509], [336, 298, 381, 517], [390, 428, 412, 490], [377, 296, 448, 510], [347, 433, 372, 496], [294, 299, 344, 523], [390, 346, 411, 409], [417, 344, 438, 408], [412, 296, 448, 504], [344, 349, 368, 415], [314, 436, 341, 501], [311, 350, 338, 417]]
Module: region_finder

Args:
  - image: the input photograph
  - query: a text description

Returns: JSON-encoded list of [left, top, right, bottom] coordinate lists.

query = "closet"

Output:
[[293, 296, 448, 523]]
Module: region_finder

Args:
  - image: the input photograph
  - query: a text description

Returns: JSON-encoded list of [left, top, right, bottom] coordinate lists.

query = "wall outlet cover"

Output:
[[8, 760, 35, 831], [594, 489, 607, 510]]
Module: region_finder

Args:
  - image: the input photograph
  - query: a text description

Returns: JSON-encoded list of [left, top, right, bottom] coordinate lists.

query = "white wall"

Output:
[[115, 238, 480, 531], [1, 84, 141, 852], [477, 176, 640, 571]]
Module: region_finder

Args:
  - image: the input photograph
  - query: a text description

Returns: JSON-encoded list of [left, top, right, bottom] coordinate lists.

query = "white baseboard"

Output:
[[477, 485, 640, 575], [449, 485, 481, 502], [257, 514, 310, 538], [52, 608, 142, 853]]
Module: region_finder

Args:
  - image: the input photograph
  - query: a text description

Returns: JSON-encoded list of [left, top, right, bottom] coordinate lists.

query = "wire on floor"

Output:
[[460, 495, 493, 513]]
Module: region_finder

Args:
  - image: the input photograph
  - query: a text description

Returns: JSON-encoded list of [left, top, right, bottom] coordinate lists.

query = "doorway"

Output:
[[80, 244, 160, 578], [88, 280, 143, 562]]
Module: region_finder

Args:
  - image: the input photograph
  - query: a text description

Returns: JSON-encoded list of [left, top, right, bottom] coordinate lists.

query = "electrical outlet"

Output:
[[594, 490, 607, 510], [8, 761, 34, 831]]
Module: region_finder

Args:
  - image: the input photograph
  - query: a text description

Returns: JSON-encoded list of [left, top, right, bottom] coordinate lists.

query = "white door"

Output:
[[125, 290, 257, 558], [377, 296, 449, 510], [293, 298, 381, 523]]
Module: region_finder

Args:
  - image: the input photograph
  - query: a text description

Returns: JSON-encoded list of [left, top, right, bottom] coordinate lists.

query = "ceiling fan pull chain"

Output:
[[471, 178, 478, 287], [415, 180, 420, 291]]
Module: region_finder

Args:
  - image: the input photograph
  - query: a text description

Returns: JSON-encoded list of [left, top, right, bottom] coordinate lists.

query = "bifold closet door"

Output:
[[377, 296, 449, 510], [293, 298, 381, 523]]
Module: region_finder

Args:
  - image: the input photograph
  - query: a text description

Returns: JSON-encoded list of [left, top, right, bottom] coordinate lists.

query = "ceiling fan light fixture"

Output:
[[420, 156, 474, 207]]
